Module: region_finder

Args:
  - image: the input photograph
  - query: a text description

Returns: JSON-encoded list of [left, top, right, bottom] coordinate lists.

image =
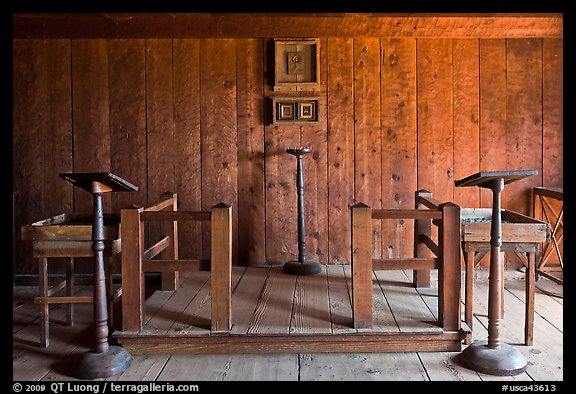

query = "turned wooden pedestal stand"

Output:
[[283, 147, 321, 276], [456, 170, 537, 376], [59, 172, 138, 379]]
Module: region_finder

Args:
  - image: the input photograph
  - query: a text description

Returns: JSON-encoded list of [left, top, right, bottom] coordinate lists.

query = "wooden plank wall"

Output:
[[13, 36, 563, 274]]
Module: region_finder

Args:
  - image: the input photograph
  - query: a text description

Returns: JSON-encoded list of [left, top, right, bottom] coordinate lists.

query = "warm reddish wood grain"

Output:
[[109, 39, 147, 212], [13, 14, 563, 39], [237, 39, 266, 266], [452, 39, 480, 209], [71, 40, 111, 215], [380, 38, 417, 258], [173, 39, 203, 260], [13, 40, 73, 274], [479, 39, 507, 214], [326, 38, 354, 264], [417, 39, 453, 205], [302, 38, 329, 265], [200, 39, 239, 263], [354, 37, 382, 259], [542, 39, 563, 189], [505, 39, 542, 216]]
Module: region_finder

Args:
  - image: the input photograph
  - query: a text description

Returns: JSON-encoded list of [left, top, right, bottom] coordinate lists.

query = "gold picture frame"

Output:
[[278, 102, 294, 120], [298, 102, 315, 120]]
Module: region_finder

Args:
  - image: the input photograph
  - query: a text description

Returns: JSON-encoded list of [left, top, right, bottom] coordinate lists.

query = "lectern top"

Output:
[[455, 170, 537, 188], [59, 172, 138, 193]]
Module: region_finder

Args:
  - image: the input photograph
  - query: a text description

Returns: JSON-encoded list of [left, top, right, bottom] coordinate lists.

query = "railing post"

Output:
[[438, 202, 461, 331], [121, 207, 145, 332], [160, 193, 179, 291], [351, 203, 373, 329], [210, 203, 232, 333], [414, 189, 433, 288]]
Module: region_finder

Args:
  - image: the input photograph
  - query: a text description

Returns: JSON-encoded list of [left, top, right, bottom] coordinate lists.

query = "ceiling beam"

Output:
[[13, 13, 563, 39]]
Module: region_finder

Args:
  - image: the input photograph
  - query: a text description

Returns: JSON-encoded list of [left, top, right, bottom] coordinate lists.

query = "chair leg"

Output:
[[39, 257, 49, 348]]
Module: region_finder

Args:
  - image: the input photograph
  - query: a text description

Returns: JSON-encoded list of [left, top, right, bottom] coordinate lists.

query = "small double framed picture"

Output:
[[272, 97, 319, 125]]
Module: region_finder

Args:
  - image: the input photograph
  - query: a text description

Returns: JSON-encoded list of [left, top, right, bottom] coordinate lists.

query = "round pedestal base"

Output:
[[460, 341, 528, 376], [283, 260, 321, 276], [74, 346, 132, 380]]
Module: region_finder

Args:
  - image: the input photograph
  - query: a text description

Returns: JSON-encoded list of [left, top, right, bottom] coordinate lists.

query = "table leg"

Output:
[[525, 252, 535, 346], [39, 257, 49, 348], [66, 257, 74, 327], [464, 250, 474, 345]]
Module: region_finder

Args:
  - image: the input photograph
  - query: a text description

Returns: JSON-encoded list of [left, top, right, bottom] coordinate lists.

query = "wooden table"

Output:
[[460, 208, 549, 346], [456, 170, 536, 376], [21, 213, 121, 348], [533, 186, 563, 285]]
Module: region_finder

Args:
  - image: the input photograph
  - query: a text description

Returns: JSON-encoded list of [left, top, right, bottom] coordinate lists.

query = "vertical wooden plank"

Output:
[[414, 190, 433, 288], [302, 38, 328, 265], [160, 194, 179, 290], [479, 39, 507, 209], [173, 39, 203, 260], [211, 203, 232, 333], [71, 39, 111, 215], [237, 39, 266, 266], [265, 39, 301, 265], [13, 39, 73, 275], [109, 39, 147, 212], [417, 39, 454, 204], [326, 37, 354, 264], [452, 39, 480, 208], [354, 37, 382, 259], [146, 38, 175, 254], [121, 208, 144, 332], [438, 202, 461, 331], [542, 39, 563, 189], [381, 38, 417, 259], [200, 39, 238, 263], [351, 203, 373, 329], [478, 39, 507, 269], [506, 39, 543, 216], [541, 38, 563, 266]]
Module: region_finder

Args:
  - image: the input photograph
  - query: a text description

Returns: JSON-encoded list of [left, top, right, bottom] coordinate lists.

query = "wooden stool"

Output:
[[21, 213, 121, 348]]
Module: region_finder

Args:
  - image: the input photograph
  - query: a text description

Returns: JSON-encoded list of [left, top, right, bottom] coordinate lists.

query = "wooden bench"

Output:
[[120, 193, 232, 334], [351, 190, 462, 334]]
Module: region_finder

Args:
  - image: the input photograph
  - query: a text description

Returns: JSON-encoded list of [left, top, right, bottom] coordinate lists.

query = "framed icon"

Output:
[[277, 102, 294, 120], [298, 102, 315, 120]]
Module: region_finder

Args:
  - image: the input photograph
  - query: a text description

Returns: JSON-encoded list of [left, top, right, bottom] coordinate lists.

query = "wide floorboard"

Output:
[[13, 266, 563, 381]]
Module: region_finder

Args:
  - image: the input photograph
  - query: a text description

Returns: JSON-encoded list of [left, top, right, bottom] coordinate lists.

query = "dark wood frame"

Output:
[[271, 96, 320, 125]]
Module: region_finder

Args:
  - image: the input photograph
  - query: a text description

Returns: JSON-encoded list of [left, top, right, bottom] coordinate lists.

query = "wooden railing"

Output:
[[351, 189, 461, 332], [121, 193, 232, 333]]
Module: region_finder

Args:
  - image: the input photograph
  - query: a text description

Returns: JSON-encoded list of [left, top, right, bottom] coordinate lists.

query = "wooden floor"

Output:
[[13, 266, 563, 381]]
